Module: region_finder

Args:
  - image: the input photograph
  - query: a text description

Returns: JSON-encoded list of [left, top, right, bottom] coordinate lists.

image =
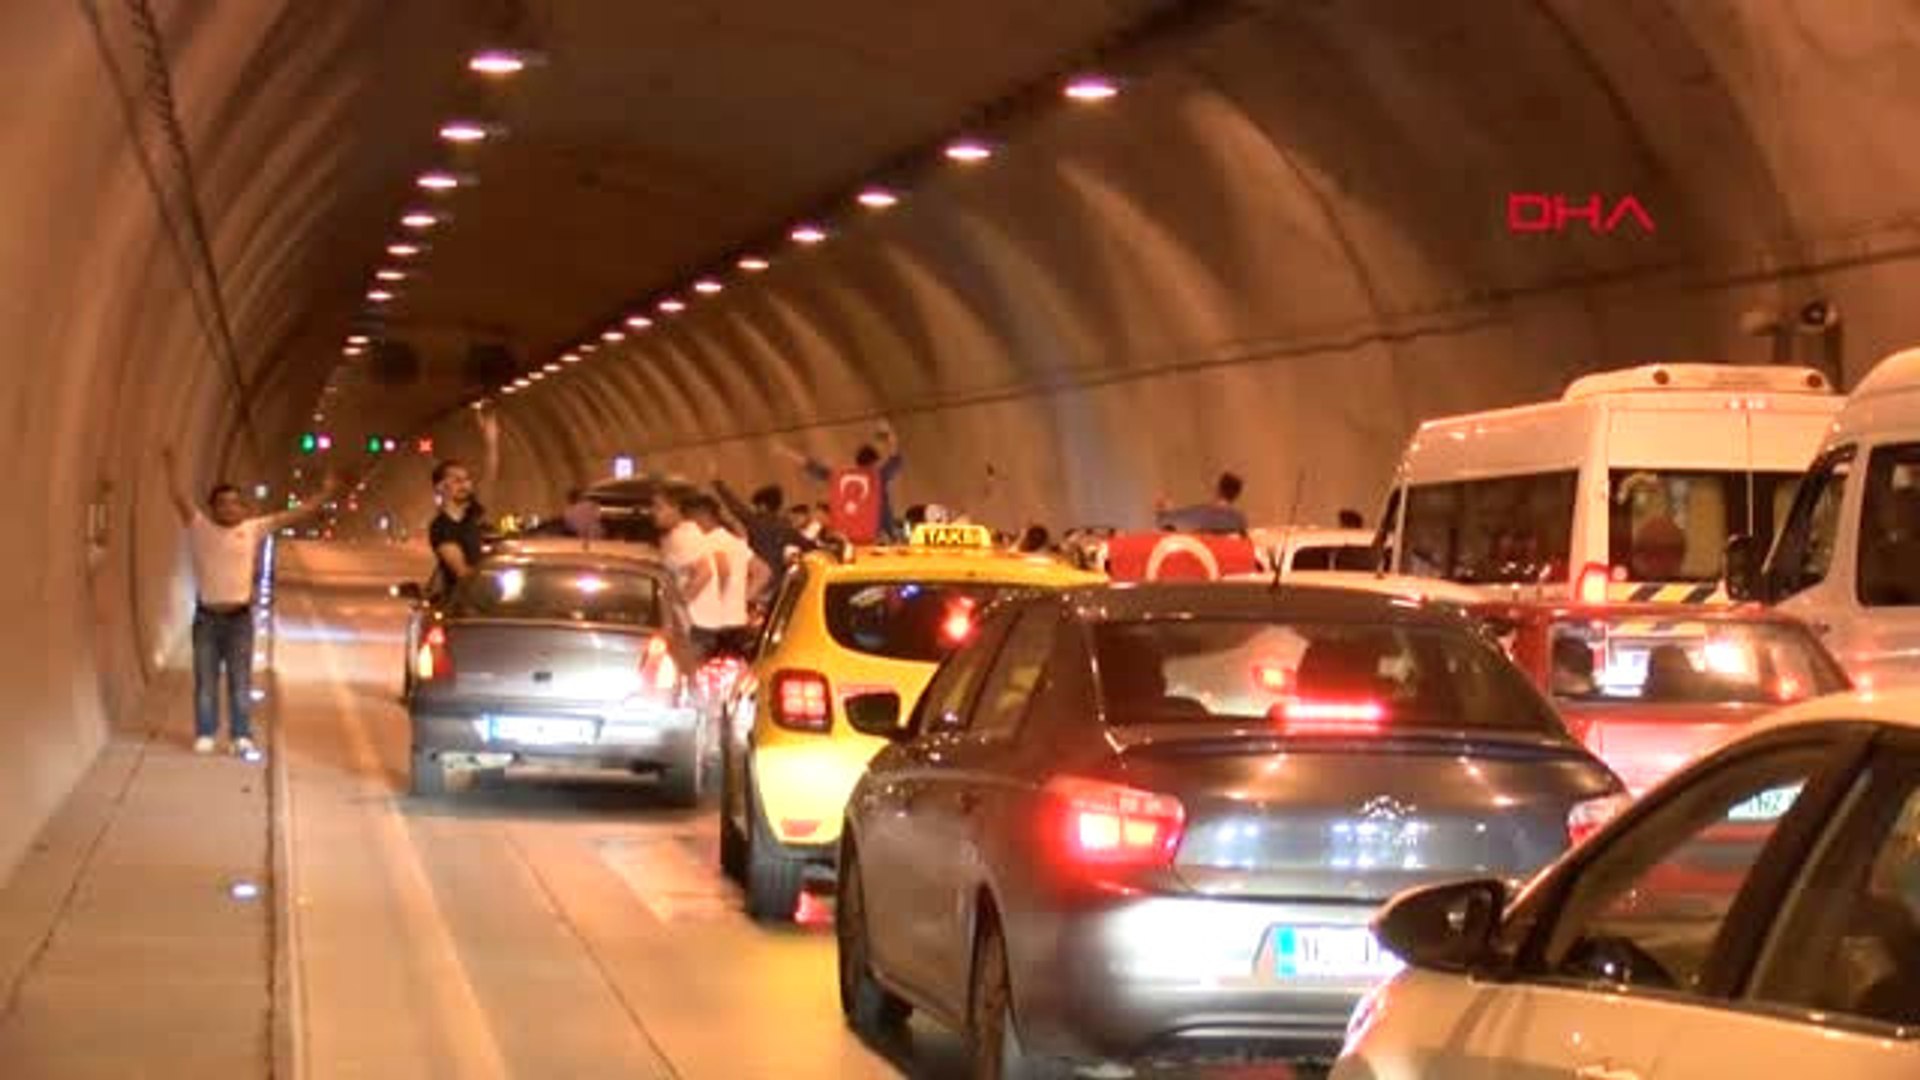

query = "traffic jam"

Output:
[[398, 353, 1919, 1078]]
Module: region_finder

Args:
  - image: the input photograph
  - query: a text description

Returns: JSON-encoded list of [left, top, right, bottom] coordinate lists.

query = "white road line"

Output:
[[291, 586, 511, 1080]]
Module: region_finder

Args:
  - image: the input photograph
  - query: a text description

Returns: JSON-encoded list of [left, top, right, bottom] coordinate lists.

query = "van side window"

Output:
[[1402, 471, 1577, 584], [1859, 443, 1920, 608], [1769, 448, 1854, 600], [1608, 470, 1806, 584]]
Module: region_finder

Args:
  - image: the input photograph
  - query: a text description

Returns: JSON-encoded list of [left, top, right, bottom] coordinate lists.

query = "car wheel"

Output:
[[409, 746, 448, 798], [837, 842, 911, 1035], [968, 914, 1065, 1080], [743, 773, 804, 922], [718, 757, 747, 881]]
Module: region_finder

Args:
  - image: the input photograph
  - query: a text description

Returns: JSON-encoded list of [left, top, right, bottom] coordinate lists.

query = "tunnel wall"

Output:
[[0, 0, 466, 881], [421, 2, 1920, 536]]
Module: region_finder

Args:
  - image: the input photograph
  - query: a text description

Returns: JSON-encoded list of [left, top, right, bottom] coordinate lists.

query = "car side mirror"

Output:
[[1724, 534, 1765, 603], [1373, 877, 1507, 974], [844, 690, 908, 740], [390, 581, 425, 602]]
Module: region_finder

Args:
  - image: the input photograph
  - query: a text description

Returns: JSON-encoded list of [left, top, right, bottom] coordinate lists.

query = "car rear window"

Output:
[[823, 581, 1028, 662], [1548, 615, 1848, 705], [1092, 619, 1560, 734], [448, 564, 663, 627]]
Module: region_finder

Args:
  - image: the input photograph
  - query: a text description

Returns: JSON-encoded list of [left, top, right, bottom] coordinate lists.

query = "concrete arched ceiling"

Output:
[[7, 0, 1920, 876]]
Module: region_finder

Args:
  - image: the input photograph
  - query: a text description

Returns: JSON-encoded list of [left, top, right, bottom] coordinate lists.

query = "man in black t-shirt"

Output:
[[428, 459, 486, 598]]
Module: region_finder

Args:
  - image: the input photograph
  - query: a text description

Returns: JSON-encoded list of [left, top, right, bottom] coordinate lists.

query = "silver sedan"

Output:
[[407, 551, 708, 804], [834, 584, 1624, 1077]]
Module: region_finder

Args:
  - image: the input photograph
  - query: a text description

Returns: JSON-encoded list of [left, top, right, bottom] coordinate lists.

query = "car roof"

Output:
[[1055, 581, 1475, 627], [808, 547, 1104, 586], [480, 549, 670, 576], [1732, 687, 1920, 738], [1474, 600, 1805, 624]]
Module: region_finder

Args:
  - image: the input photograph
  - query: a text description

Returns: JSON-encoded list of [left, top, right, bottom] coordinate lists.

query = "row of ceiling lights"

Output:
[[492, 71, 1123, 404]]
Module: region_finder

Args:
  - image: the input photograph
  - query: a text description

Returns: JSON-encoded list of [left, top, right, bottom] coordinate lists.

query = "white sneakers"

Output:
[[233, 737, 258, 757], [191, 736, 260, 756], [193, 736, 217, 755]]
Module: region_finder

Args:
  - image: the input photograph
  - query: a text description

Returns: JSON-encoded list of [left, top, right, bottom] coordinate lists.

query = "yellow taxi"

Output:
[[717, 523, 1103, 920]]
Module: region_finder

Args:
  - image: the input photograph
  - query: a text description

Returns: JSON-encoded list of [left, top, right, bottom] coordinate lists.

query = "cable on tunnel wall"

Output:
[[78, 0, 267, 469]]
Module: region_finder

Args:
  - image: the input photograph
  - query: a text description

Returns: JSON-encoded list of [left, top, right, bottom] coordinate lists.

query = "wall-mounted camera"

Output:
[[1797, 300, 1841, 334]]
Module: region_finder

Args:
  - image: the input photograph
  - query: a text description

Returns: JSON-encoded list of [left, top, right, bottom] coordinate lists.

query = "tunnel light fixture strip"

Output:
[[856, 187, 900, 210], [1064, 75, 1121, 102], [693, 279, 724, 296], [737, 255, 770, 272], [625, 315, 653, 330], [658, 298, 687, 314], [469, 49, 541, 77]]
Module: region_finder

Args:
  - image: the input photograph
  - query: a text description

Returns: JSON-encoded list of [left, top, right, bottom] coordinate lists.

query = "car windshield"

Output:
[[1548, 615, 1848, 705], [824, 581, 1028, 662], [447, 564, 664, 627], [1091, 618, 1561, 735]]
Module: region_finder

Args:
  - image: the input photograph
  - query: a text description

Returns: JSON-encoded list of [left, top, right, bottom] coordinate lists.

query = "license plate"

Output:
[[1273, 925, 1403, 980], [489, 716, 594, 745]]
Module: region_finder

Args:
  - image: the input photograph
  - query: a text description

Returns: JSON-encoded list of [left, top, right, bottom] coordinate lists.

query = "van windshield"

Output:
[[1609, 470, 1803, 583]]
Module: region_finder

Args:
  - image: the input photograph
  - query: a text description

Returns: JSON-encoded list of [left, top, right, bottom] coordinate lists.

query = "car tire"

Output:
[[718, 759, 747, 882], [409, 746, 448, 798], [744, 774, 805, 922], [836, 842, 911, 1035], [656, 756, 701, 808], [969, 914, 1066, 1080]]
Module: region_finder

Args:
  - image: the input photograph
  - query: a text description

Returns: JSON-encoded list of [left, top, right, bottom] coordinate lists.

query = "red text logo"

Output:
[[1507, 193, 1655, 234]]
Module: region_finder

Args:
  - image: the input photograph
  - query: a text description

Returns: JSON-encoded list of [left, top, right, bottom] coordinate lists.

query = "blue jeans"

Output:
[[192, 607, 255, 740]]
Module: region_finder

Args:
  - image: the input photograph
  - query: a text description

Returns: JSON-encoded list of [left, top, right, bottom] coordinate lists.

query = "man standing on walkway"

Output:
[[162, 448, 338, 755]]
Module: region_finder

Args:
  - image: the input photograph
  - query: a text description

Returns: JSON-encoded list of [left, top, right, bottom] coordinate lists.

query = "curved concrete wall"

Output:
[[11, 1, 1920, 879], [439, 3, 1920, 535]]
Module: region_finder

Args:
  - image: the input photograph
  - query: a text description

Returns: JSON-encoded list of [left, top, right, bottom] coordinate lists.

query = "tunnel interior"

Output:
[[6, 0, 1920, 878]]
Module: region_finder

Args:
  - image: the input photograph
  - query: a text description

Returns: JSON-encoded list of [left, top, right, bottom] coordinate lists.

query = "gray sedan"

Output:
[[407, 552, 707, 805], [834, 584, 1624, 1076]]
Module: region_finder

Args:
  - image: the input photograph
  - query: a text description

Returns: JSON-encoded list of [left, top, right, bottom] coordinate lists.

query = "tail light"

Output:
[[771, 669, 831, 732], [639, 635, 679, 695], [415, 625, 453, 682], [1567, 793, 1631, 847], [1045, 776, 1186, 867], [1278, 698, 1386, 735], [1576, 563, 1612, 604]]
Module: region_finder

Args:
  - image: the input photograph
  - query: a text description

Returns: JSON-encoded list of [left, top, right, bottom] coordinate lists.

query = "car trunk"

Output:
[[1561, 701, 1769, 795], [1109, 724, 1617, 903], [420, 619, 659, 707]]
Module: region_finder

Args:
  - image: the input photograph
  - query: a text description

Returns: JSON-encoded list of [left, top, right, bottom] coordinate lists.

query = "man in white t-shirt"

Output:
[[163, 448, 337, 755], [651, 486, 727, 654], [690, 495, 770, 655]]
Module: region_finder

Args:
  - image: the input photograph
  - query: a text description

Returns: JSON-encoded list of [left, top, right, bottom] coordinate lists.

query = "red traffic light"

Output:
[[416, 437, 434, 455]]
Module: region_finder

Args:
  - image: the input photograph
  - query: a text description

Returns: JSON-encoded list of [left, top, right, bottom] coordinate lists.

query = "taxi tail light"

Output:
[[638, 635, 679, 695], [1045, 775, 1185, 868], [1567, 793, 1631, 847], [771, 669, 831, 732], [416, 625, 453, 682], [1575, 563, 1612, 604]]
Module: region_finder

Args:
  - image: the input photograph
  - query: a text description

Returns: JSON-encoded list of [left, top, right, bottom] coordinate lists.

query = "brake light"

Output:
[[415, 625, 452, 682], [1576, 563, 1611, 604], [1046, 776, 1185, 867], [771, 670, 831, 732], [1278, 698, 1385, 734], [639, 635, 679, 694], [1567, 793, 1631, 846], [1252, 659, 1291, 694]]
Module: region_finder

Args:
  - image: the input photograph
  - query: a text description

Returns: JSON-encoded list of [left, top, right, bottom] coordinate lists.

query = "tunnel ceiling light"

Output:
[[469, 49, 532, 76], [416, 172, 466, 192], [658, 298, 687, 314], [502, 386, 519, 395], [790, 224, 828, 245], [580, 343, 599, 354], [346, 334, 370, 346], [944, 139, 994, 164], [400, 211, 441, 230], [1064, 76, 1120, 102], [529, 371, 547, 382], [625, 315, 653, 330], [375, 269, 407, 282], [857, 187, 900, 210], [343, 346, 365, 356], [386, 242, 424, 257], [561, 351, 583, 364], [542, 362, 562, 373], [737, 255, 770, 272], [693, 279, 724, 295], [438, 120, 496, 143], [366, 290, 395, 303], [602, 329, 626, 343]]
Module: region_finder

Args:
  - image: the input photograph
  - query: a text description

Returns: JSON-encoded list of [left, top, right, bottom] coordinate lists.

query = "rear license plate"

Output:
[[489, 716, 594, 745], [1272, 925, 1403, 980]]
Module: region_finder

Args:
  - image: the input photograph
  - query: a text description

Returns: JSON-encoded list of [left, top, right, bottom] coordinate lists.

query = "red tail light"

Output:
[[415, 625, 453, 682], [1576, 563, 1612, 604], [1277, 698, 1385, 735], [1045, 776, 1186, 867], [639, 636, 679, 694], [1567, 793, 1631, 846], [771, 670, 831, 732]]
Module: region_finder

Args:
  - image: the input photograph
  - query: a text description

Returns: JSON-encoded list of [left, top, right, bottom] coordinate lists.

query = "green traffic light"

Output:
[[299, 433, 318, 453], [366, 436, 382, 453]]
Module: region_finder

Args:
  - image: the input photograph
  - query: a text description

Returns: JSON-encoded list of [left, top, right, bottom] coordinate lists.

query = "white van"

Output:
[[1736, 349, 1920, 687], [1381, 363, 1842, 601]]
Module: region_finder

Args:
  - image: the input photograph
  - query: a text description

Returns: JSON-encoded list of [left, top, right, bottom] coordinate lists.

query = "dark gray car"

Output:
[[407, 552, 706, 805], [835, 583, 1624, 1076]]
